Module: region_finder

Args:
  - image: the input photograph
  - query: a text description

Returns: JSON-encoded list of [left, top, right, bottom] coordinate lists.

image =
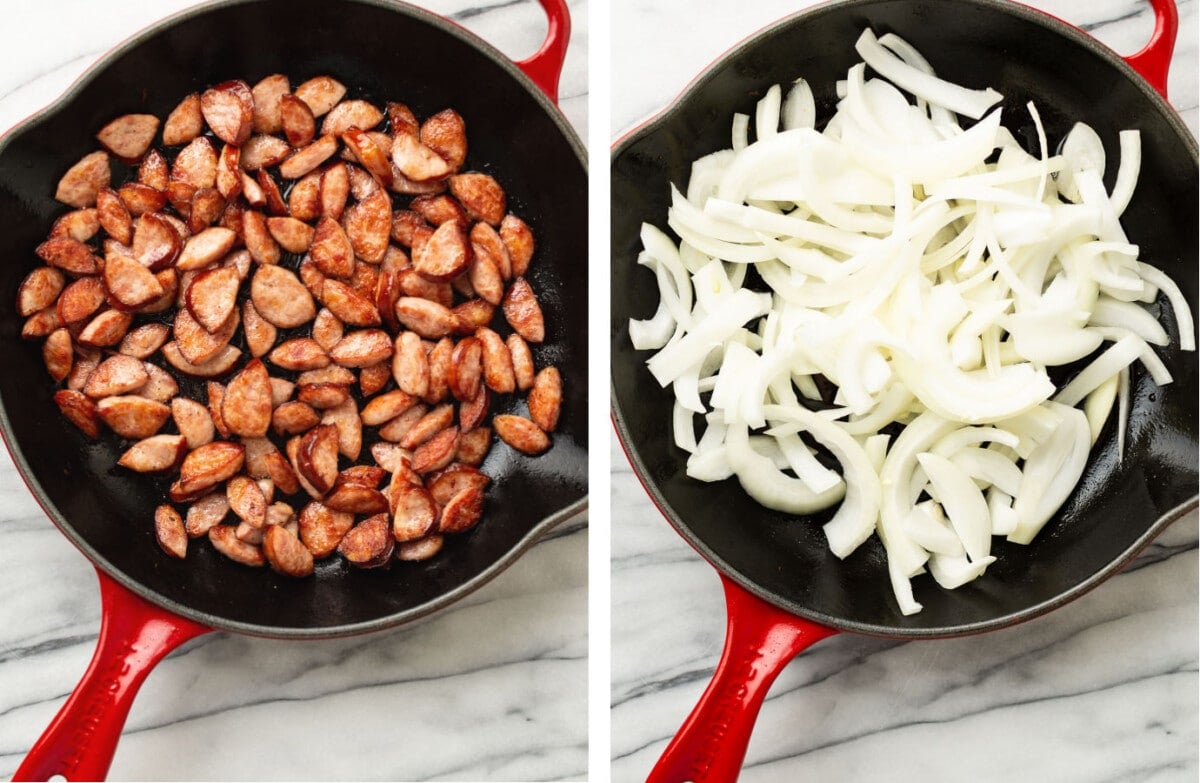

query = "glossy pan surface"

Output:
[[611, 0, 1197, 637], [0, 0, 588, 638]]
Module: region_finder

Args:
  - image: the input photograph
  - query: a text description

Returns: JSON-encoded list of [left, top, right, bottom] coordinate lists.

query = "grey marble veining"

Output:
[[610, 1, 1198, 781], [0, 1, 588, 780]]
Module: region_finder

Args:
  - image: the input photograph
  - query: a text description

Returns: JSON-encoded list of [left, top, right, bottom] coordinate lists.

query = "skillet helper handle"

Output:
[[13, 569, 210, 782], [515, 0, 571, 104], [647, 575, 839, 783], [1123, 0, 1177, 99]]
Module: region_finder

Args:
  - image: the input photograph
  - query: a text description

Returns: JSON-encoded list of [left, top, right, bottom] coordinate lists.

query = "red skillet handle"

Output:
[[13, 569, 211, 782], [1123, 0, 1177, 99], [647, 575, 839, 783], [515, 0, 571, 104]]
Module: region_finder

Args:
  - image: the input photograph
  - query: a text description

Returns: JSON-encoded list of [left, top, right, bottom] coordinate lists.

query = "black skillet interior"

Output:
[[611, 0, 1198, 637], [0, 0, 587, 637]]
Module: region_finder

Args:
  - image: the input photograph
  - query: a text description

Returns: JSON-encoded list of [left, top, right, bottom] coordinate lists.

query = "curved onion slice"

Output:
[[725, 422, 845, 515]]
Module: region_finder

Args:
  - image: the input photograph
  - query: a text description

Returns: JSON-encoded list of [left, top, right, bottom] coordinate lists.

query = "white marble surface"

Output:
[[611, 1, 1198, 781], [0, 1, 588, 781]]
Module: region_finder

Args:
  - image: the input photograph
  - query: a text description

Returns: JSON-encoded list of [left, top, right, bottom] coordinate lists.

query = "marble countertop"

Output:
[[0, 1, 587, 781], [610, 1, 1198, 781]]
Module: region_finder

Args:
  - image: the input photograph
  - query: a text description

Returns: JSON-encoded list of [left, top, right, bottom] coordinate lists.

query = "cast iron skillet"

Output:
[[0, 0, 587, 779], [611, 0, 1196, 779]]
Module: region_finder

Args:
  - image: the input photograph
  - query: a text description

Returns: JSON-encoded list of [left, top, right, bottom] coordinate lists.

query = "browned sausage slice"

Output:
[[18, 267, 65, 317], [391, 134, 451, 182], [263, 524, 314, 576], [172, 136, 218, 189], [294, 76, 347, 117], [227, 475, 267, 527], [96, 187, 133, 245], [321, 397, 363, 460], [528, 366, 563, 432], [119, 434, 187, 473], [184, 266, 240, 332], [428, 463, 491, 507], [76, 310, 133, 348], [185, 492, 229, 537], [391, 332, 430, 399], [272, 400, 322, 436], [114, 324, 167, 363], [96, 395, 171, 439], [438, 486, 485, 534], [312, 307, 345, 351], [201, 80, 255, 145], [298, 500, 354, 557], [449, 337, 483, 401], [97, 114, 160, 161], [321, 279, 381, 326], [83, 354, 149, 398], [251, 265, 316, 328], [174, 305, 237, 365], [251, 74, 290, 133], [325, 483, 389, 516], [338, 513, 394, 568], [507, 333, 536, 391], [412, 426, 459, 474], [280, 93, 316, 147], [162, 342, 242, 378], [172, 397, 215, 449], [361, 389, 419, 426], [420, 109, 468, 172], [37, 237, 99, 275], [55, 389, 101, 438], [106, 254, 167, 311], [456, 426, 492, 466], [240, 135, 292, 170], [329, 329, 393, 368], [269, 338, 330, 371], [222, 358, 273, 437], [395, 297, 458, 339], [288, 170, 322, 222], [131, 213, 183, 270], [477, 327, 515, 393], [359, 361, 391, 396], [163, 93, 203, 145], [494, 414, 551, 455], [265, 215, 315, 254], [55, 151, 111, 208], [179, 441, 245, 494], [320, 162, 350, 220], [449, 173, 506, 226], [391, 483, 438, 542], [414, 220, 471, 282], [209, 525, 265, 566], [502, 277, 545, 343], [155, 505, 188, 558], [297, 423, 339, 494], [321, 100, 383, 136], [279, 134, 339, 180], [343, 189, 391, 264], [341, 127, 392, 187]]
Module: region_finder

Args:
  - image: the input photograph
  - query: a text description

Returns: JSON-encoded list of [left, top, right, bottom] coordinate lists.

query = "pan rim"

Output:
[[0, 0, 588, 639], [610, 0, 1198, 639]]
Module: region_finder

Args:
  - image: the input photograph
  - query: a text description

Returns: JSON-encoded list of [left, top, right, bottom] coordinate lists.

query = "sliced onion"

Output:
[[1009, 403, 1091, 544], [629, 28, 1189, 616], [782, 77, 816, 130], [855, 29, 1003, 119], [917, 452, 991, 561], [725, 422, 845, 515]]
